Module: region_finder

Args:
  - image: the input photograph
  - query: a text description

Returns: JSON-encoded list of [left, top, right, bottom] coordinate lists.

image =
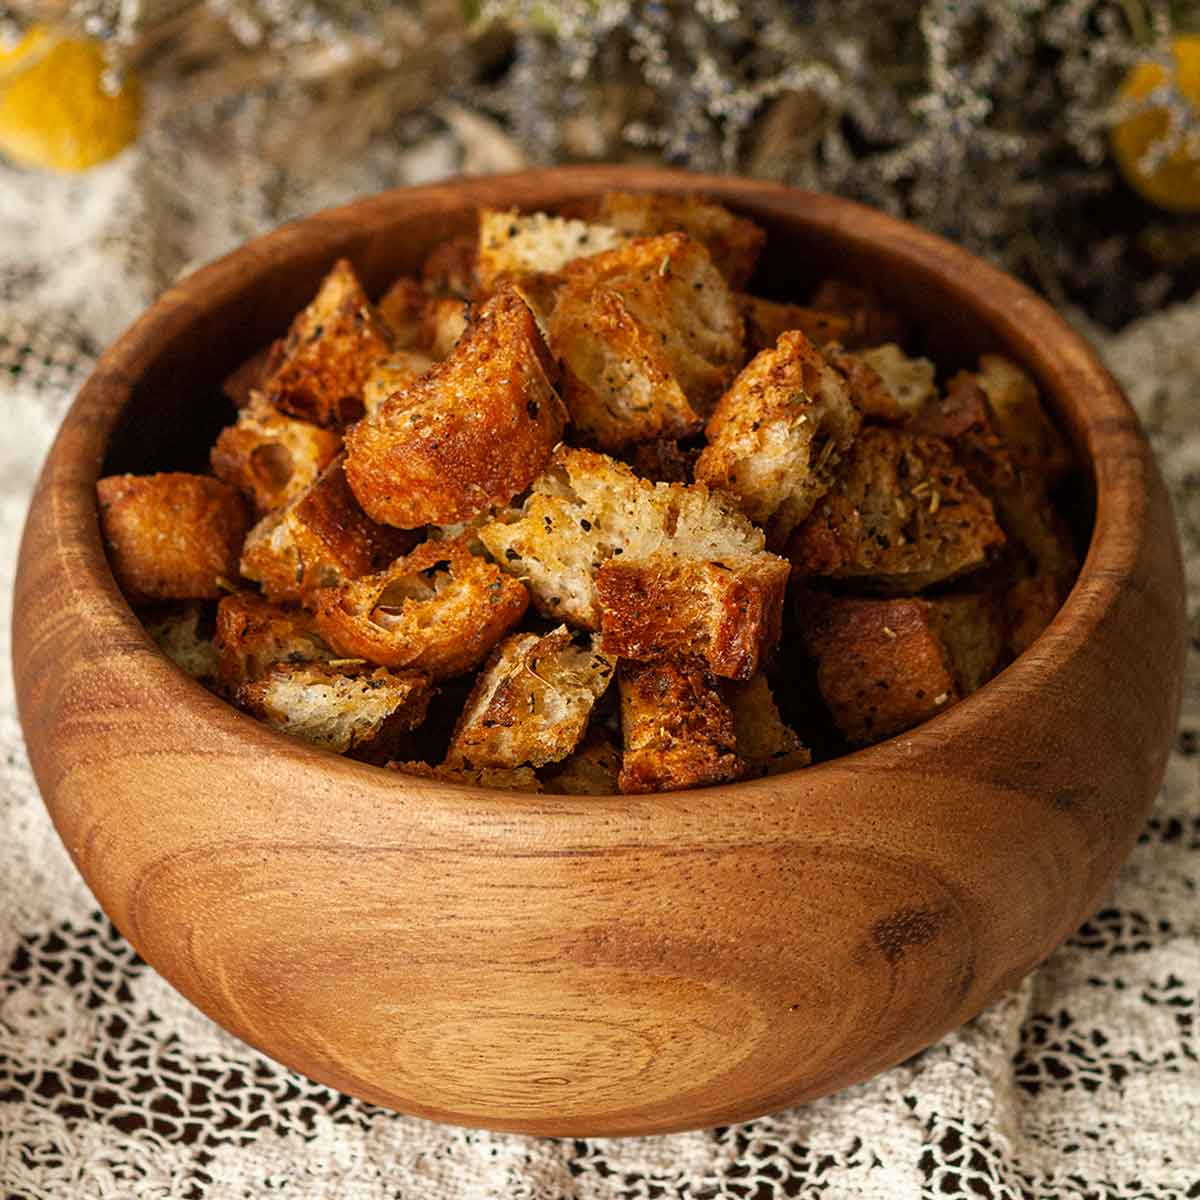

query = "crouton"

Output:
[[541, 729, 622, 794], [934, 593, 1007, 693], [624, 438, 699, 484], [213, 591, 333, 692], [142, 603, 220, 688], [976, 355, 1071, 482], [361, 351, 436, 418], [1006, 574, 1065, 657], [260, 259, 393, 428], [210, 395, 343, 517], [388, 760, 542, 792], [740, 295, 851, 354], [555, 234, 744, 415], [476, 208, 627, 292], [695, 329, 861, 546], [222, 340, 283, 409], [726, 674, 810, 777], [617, 658, 742, 794], [237, 662, 432, 754], [596, 553, 788, 679], [422, 234, 479, 300], [97, 473, 249, 604], [345, 284, 566, 529], [788, 428, 1005, 592], [312, 535, 528, 679], [239, 456, 414, 604], [478, 446, 766, 628], [419, 297, 470, 360], [829, 343, 938, 423], [446, 627, 616, 768], [561, 191, 766, 288], [377, 276, 428, 348], [809, 278, 907, 349]]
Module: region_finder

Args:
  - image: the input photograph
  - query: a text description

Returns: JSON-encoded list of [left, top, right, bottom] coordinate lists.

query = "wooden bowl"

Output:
[[13, 166, 1185, 1137]]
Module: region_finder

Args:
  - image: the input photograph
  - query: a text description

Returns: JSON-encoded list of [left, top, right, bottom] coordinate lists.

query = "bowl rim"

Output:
[[23, 163, 1158, 808]]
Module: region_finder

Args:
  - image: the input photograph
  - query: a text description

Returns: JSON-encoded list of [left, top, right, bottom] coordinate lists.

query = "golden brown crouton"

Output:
[[213, 591, 333, 692], [740, 295, 851, 354], [555, 233, 744, 416], [361, 351, 436, 418], [788, 428, 1005, 592], [222, 340, 283, 409], [377, 276, 428, 348], [809, 278, 907, 349], [419, 297, 471, 360], [142, 603, 220, 689], [447, 627, 616, 768], [345, 284, 566, 529], [312, 535, 529, 680], [595, 553, 788, 680], [541, 729, 622, 794], [623, 438, 700, 484], [422, 234, 479, 300], [617, 658, 742, 794], [561, 191, 766, 289], [976, 355, 1072, 482], [478, 446, 767, 628], [388, 760, 542, 792], [210, 395, 343, 517], [239, 456, 414, 605], [237, 662, 432, 754], [726, 674, 810, 777], [829, 343, 938, 423], [695, 329, 861, 546], [260, 259, 393, 428], [97, 473, 249, 605], [476, 208, 627, 293]]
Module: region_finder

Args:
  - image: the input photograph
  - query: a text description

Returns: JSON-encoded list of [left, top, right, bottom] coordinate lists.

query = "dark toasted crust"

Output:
[[541, 729, 622, 794], [1006, 573, 1068, 657], [623, 438, 699, 484], [312, 535, 529, 679], [726, 674, 810, 777], [809, 278, 907, 349], [908, 371, 1017, 491], [97, 473, 248, 604], [388, 760, 541, 792], [377, 276, 429, 348], [222, 340, 283, 409], [239, 456, 415, 604], [422, 234, 479, 300], [560, 191, 766, 288], [345, 284, 565, 529], [617, 658, 742, 794], [739, 295, 851, 354], [213, 591, 332, 693], [596, 552, 789, 680], [798, 592, 960, 747], [261, 259, 393, 428], [827, 343, 938, 425], [210, 396, 343, 516], [788, 427, 1005, 592]]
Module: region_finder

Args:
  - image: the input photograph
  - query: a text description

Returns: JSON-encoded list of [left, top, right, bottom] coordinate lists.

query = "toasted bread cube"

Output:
[[223, 341, 284, 409], [419, 297, 470, 360], [237, 662, 432, 754], [829, 343, 938, 423], [740, 295, 851, 354], [239, 456, 414, 604], [447, 627, 616, 769], [261, 259, 393, 428], [624, 438, 699, 484], [210, 395, 343, 517], [97, 473, 249, 604], [726, 674, 810, 777], [561, 191, 765, 288], [934, 593, 1007, 693], [809, 278, 907, 349], [617, 659, 742, 794], [695, 329, 861, 546], [907, 369, 1016, 489], [361, 351, 436, 418], [976, 355, 1071, 482], [556, 234, 744, 414], [1006, 574, 1065, 657], [214, 591, 333, 692], [476, 208, 627, 292], [541, 730, 621, 794], [142, 603, 220, 688], [345, 284, 565, 529], [422, 234, 479, 300], [478, 447, 766, 628], [312, 535, 528, 679], [549, 285, 705, 449], [388, 760, 541, 792], [377, 276, 428, 348], [788, 428, 1004, 592], [596, 553, 788, 680]]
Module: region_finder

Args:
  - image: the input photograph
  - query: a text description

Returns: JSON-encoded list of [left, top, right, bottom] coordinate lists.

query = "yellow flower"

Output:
[[1111, 34, 1200, 212], [0, 26, 141, 173]]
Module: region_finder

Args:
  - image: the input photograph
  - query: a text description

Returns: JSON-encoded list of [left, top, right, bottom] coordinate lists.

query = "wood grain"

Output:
[[11, 166, 1186, 1135]]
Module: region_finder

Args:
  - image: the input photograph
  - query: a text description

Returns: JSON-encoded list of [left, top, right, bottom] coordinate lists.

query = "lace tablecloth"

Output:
[[1, 99, 1198, 1199]]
